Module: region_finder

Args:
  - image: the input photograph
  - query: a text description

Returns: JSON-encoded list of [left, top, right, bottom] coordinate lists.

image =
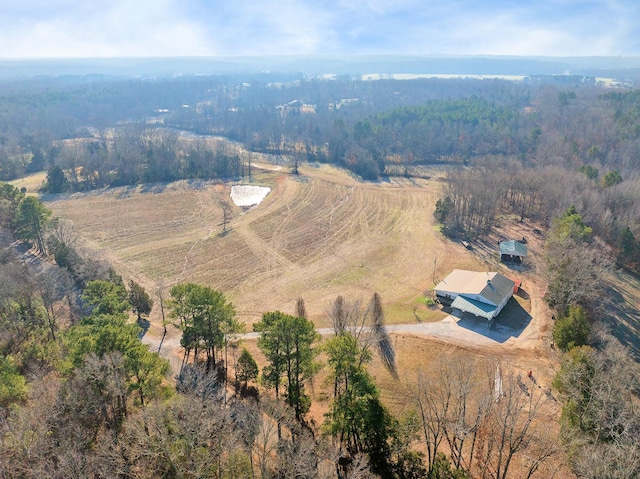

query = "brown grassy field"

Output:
[[43, 162, 481, 327], [10, 171, 47, 194]]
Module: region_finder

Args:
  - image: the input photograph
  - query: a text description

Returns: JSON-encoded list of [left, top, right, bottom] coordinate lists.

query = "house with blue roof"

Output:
[[434, 269, 515, 324]]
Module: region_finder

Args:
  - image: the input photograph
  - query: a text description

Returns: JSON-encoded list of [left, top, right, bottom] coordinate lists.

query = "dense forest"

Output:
[[1, 70, 640, 478]]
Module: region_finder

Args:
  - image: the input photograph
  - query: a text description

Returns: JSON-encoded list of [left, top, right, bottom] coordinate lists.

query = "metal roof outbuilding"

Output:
[[499, 240, 528, 257]]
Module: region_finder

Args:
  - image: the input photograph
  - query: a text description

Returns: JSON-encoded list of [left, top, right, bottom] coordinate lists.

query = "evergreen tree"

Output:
[[168, 283, 239, 374], [324, 332, 395, 476], [236, 348, 259, 390], [617, 226, 637, 265], [0, 182, 25, 228], [254, 311, 319, 420], [601, 170, 623, 187], [551, 205, 592, 242], [128, 280, 153, 322], [45, 165, 67, 193], [82, 279, 130, 316], [553, 305, 591, 352], [0, 355, 28, 407], [14, 196, 51, 254], [63, 312, 170, 406]]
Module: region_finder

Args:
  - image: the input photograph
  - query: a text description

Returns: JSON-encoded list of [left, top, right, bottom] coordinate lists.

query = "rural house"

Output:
[[434, 270, 515, 323], [499, 239, 528, 262]]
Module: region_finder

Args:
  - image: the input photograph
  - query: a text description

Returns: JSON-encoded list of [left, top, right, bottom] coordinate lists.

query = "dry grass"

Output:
[[369, 334, 573, 479], [244, 331, 572, 479], [43, 162, 480, 327], [9, 171, 47, 194]]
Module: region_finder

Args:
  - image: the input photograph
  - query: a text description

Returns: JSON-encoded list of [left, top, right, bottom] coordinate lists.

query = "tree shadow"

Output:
[[454, 297, 532, 343], [137, 318, 150, 339], [601, 271, 640, 360], [502, 261, 532, 273]]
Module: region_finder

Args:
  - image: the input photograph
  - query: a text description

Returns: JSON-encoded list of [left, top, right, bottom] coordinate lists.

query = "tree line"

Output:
[[541, 207, 640, 478], [0, 74, 615, 182], [42, 129, 246, 192], [0, 74, 506, 181], [424, 87, 640, 479]]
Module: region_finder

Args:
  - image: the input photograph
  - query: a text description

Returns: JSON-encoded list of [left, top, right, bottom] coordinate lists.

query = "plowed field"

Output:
[[45, 162, 480, 326]]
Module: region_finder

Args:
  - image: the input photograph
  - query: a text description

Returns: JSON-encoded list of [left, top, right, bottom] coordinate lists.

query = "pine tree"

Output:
[[129, 280, 154, 322]]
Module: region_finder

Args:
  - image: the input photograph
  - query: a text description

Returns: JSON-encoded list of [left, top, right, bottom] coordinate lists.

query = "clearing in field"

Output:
[[230, 185, 271, 207]]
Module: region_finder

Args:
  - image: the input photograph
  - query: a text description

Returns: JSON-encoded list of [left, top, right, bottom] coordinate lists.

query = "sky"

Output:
[[1, 0, 639, 58]]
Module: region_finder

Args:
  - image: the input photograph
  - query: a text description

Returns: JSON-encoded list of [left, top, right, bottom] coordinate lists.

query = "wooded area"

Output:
[[1, 71, 640, 478]]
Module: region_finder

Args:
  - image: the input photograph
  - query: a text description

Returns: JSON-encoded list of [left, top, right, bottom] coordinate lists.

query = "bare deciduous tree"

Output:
[[478, 370, 545, 479], [543, 236, 612, 315], [410, 358, 555, 479], [154, 280, 168, 351], [297, 295, 307, 319], [326, 294, 393, 372], [220, 200, 232, 234], [36, 266, 74, 341]]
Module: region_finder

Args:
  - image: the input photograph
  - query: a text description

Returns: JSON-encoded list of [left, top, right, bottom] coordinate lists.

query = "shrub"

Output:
[[553, 305, 590, 351]]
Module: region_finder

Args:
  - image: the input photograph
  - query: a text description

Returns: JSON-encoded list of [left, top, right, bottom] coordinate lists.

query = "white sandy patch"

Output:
[[230, 185, 271, 207]]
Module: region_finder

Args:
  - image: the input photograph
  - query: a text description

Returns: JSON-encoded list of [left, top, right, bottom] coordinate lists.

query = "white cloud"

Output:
[[0, 0, 638, 58], [0, 0, 212, 57]]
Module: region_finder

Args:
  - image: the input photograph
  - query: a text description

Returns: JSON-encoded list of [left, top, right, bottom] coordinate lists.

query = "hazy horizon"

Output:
[[3, 54, 640, 79]]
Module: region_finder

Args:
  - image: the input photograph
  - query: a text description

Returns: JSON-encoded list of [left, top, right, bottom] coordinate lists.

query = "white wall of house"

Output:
[[435, 290, 458, 300]]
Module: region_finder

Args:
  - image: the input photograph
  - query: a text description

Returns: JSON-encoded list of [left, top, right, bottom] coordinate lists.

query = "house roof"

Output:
[[499, 240, 528, 257], [481, 274, 515, 305], [451, 295, 496, 320], [434, 270, 515, 307]]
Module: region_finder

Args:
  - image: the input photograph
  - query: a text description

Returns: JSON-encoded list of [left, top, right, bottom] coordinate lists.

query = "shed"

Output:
[[499, 240, 528, 262]]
